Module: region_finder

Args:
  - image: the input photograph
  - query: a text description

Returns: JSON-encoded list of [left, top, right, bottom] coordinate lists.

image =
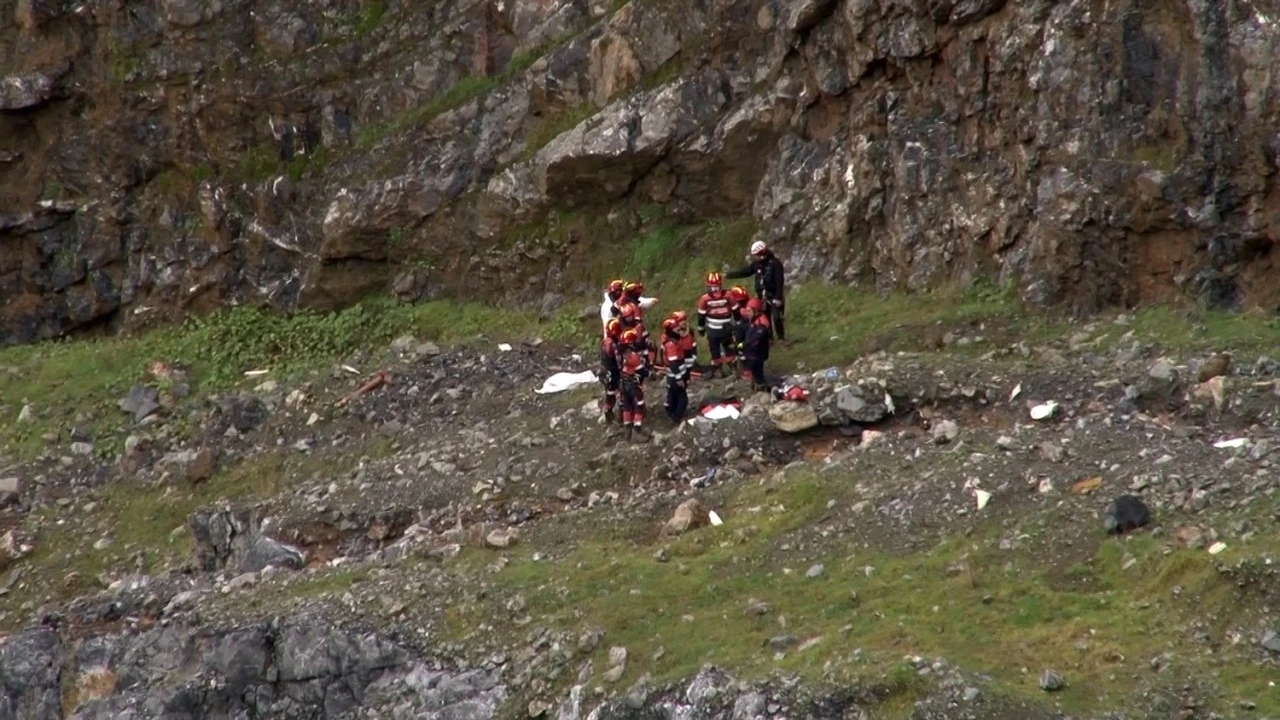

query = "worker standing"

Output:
[[618, 328, 651, 443], [598, 318, 624, 428], [661, 316, 693, 423], [696, 272, 737, 377], [728, 285, 750, 376], [725, 241, 786, 341], [601, 279, 658, 332], [741, 298, 773, 392]]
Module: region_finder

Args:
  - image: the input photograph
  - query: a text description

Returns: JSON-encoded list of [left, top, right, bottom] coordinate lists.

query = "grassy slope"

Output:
[[2, 217, 1280, 714], [456, 476, 1280, 717]]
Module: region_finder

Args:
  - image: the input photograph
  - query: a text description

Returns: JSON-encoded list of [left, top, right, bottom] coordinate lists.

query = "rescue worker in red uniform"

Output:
[[741, 298, 773, 392], [661, 316, 694, 423], [598, 318, 624, 426], [617, 302, 654, 367], [618, 328, 651, 442], [669, 311, 699, 373], [696, 272, 737, 377]]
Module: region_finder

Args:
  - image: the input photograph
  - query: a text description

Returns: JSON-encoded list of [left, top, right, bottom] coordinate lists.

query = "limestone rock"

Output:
[[769, 401, 818, 433]]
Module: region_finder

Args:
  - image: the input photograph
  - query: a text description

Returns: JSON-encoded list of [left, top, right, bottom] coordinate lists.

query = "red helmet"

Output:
[[618, 303, 640, 322], [670, 310, 689, 324], [728, 286, 748, 303], [607, 279, 625, 295], [705, 271, 722, 289], [662, 318, 677, 333], [624, 281, 644, 297], [620, 328, 641, 345], [750, 241, 768, 256], [605, 318, 623, 338], [746, 298, 765, 312]]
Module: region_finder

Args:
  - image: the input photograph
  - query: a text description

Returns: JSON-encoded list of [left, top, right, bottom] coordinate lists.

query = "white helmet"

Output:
[[750, 241, 768, 256]]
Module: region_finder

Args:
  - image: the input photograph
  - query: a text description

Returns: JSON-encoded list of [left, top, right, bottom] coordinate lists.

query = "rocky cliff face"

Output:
[[2, 0, 1279, 343]]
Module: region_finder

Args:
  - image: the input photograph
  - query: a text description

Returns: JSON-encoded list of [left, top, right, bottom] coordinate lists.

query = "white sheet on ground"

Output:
[[701, 405, 740, 420], [535, 371, 599, 394]]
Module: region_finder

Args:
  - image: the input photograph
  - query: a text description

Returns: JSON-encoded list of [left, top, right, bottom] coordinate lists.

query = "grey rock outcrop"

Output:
[[2, 0, 1279, 347], [188, 507, 306, 573]]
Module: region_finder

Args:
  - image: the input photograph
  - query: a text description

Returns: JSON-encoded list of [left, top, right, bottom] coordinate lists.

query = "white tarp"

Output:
[[535, 371, 599, 394], [701, 404, 740, 420]]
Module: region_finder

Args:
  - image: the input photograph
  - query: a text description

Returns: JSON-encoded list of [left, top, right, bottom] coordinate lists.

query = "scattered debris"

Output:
[[335, 371, 389, 408], [1029, 401, 1058, 421], [1070, 476, 1102, 495]]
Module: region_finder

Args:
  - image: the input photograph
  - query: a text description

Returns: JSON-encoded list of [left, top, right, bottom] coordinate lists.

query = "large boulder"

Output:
[[769, 401, 818, 433]]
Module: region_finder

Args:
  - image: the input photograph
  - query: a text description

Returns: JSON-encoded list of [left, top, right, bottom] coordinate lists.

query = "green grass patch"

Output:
[[0, 299, 583, 461], [357, 76, 500, 149], [355, 0, 386, 35], [455, 474, 1280, 716]]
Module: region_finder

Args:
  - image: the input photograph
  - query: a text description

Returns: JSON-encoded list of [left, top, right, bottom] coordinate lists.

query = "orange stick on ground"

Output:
[[335, 371, 389, 408]]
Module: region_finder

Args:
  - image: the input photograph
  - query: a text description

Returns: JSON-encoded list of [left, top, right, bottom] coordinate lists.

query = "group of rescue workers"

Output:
[[597, 240, 786, 443]]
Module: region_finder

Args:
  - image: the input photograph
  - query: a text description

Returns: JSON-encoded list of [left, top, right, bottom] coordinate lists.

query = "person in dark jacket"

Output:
[[740, 298, 772, 392], [725, 241, 785, 340]]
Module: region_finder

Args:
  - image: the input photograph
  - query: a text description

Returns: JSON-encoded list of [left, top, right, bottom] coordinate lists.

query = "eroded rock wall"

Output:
[[2, 0, 1278, 345]]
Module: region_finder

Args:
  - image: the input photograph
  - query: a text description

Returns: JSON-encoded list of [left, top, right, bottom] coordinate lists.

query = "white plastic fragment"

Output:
[[709, 511, 723, 526], [974, 489, 991, 510], [1010, 383, 1022, 402], [1208, 541, 1228, 555], [1213, 438, 1249, 449], [342, 365, 361, 375], [498, 343, 513, 352], [244, 369, 270, 377], [1030, 401, 1058, 420]]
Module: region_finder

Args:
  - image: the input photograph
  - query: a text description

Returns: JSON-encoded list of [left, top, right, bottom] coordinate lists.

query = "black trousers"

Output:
[[768, 302, 785, 340], [600, 362, 619, 412], [706, 329, 736, 365], [744, 356, 767, 388], [665, 377, 688, 421]]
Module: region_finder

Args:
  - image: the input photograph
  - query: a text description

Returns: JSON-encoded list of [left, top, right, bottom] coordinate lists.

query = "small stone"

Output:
[[932, 419, 959, 444], [1260, 629, 1280, 654], [70, 442, 93, 456], [528, 700, 552, 717], [227, 572, 259, 591], [663, 499, 710, 537], [17, 405, 34, 423], [578, 628, 604, 654], [745, 598, 772, 616], [1039, 669, 1065, 692], [1039, 442, 1064, 462], [485, 528, 518, 549], [187, 449, 216, 483], [768, 634, 798, 652], [415, 341, 442, 357], [1148, 359, 1174, 381], [995, 436, 1016, 451], [1174, 525, 1206, 550], [806, 563, 824, 578], [164, 590, 202, 614], [963, 687, 981, 702], [555, 487, 574, 502], [379, 419, 404, 436], [254, 380, 279, 393]]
